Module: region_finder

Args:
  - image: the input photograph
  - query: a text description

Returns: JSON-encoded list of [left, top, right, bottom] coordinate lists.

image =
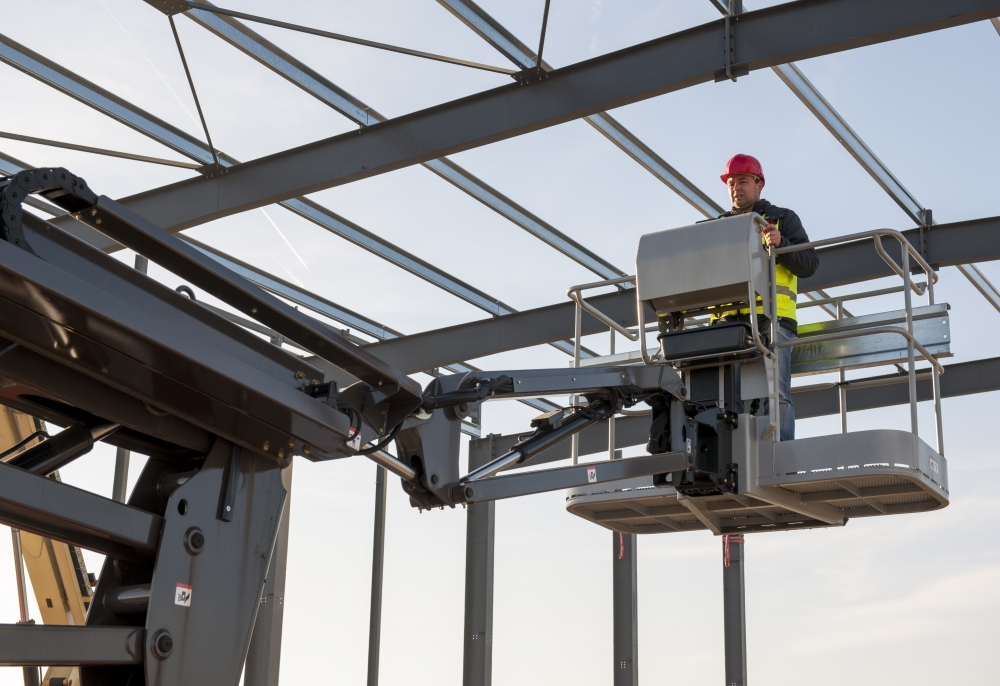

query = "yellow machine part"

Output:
[[18, 529, 91, 625], [2, 407, 91, 686]]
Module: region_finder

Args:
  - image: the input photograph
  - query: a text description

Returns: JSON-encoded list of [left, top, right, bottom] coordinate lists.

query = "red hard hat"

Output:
[[721, 154, 764, 188]]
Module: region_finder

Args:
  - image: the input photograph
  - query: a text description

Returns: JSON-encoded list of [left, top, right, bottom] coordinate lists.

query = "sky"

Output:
[[1, 1, 999, 684]]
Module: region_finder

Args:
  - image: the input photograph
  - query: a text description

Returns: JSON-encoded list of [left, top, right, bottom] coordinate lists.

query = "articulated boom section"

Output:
[[396, 364, 694, 509]]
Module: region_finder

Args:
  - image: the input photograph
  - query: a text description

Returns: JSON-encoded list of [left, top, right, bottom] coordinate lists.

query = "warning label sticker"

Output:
[[587, 466, 597, 483], [175, 583, 192, 608], [929, 457, 940, 474]]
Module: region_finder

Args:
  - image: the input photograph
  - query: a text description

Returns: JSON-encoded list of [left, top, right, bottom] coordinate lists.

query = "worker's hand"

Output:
[[763, 222, 782, 248]]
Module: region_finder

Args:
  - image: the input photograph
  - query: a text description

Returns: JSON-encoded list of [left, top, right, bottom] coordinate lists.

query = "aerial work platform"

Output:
[[563, 212, 948, 535]]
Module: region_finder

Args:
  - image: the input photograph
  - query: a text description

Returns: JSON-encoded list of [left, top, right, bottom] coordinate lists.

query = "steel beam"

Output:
[[368, 214, 1000, 371], [185, 5, 626, 282], [0, 459, 162, 560], [366, 288, 644, 373], [183, 240, 559, 415], [0, 625, 144, 666], [105, 0, 1000, 231], [770, 61, 925, 224], [794, 356, 1000, 418], [0, 36, 589, 349], [438, 0, 724, 219], [957, 264, 1000, 312], [740, 5, 1000, 314]]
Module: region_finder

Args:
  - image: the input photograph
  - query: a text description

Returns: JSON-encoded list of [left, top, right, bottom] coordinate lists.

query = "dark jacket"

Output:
[[720, 200, 819, 279]]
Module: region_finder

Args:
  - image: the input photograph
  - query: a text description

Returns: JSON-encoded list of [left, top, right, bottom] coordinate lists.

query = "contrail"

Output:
[[261, 208, 309, 270]]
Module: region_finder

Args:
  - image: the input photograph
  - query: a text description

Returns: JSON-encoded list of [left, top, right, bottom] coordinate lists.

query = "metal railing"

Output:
[[775, 229, 944, 454], [566, 275, 639, 463], [565, 225, 947, 458]]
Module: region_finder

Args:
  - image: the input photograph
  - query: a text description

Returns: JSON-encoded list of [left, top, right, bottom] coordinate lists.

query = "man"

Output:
[[715, 154, 818, 440]]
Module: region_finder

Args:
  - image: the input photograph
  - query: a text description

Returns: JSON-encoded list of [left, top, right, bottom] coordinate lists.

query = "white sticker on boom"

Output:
[[587, 466, 597, 483], [929, 457, 940, 474], [175, 583, 192, 608]]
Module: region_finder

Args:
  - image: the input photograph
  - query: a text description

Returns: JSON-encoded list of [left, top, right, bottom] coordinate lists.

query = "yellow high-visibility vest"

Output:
[[715, 216, 798, 321]]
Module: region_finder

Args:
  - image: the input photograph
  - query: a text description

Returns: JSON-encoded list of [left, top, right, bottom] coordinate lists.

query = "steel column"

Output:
[[464, 439, 495, 686], [367, 465, 388, 686], [612, 530, 638, 685], [722, 535, 747, 686], [244, 463, 293, 686]]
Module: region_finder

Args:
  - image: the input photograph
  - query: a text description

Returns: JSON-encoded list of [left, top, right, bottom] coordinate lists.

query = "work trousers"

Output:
[[759, 322, 795, 441]]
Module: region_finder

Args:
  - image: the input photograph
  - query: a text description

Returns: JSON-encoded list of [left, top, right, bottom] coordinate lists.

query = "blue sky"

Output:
[[1, 1, 999, 684]]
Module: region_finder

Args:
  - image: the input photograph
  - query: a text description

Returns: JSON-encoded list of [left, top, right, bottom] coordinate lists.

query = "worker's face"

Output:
[[727, 174, 763, 210]]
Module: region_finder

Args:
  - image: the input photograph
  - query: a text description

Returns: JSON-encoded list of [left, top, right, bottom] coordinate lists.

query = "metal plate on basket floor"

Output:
[[565, 430, 948, 535]]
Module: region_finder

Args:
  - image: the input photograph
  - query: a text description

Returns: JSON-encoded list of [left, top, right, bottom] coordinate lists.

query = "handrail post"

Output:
[[769, 247, 780, 443], [608, 328, 616, 461], [571, 299, 582, 465], [922, 256, 945, 455], [837, 300, 847, 434], [900, 242, 918, 436]]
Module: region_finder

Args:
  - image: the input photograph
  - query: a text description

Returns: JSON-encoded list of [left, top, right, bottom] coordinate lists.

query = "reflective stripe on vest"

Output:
[[715, 216, 798, 321]]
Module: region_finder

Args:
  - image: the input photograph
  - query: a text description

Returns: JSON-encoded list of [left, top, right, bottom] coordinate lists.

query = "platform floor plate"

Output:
[[566, 431, 949, 535]]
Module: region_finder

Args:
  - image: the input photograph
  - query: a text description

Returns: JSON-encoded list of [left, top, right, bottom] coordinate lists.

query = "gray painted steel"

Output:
[[83, 197, 420, 404], [0, 34, 580, 347], [438, 0, 723, 218], [0, 625, 144, 666], [612, 531, 638, 686], [722, 537, 747, 686], [585, 113, 723, 218], [107, 0, 1000, 231], [771, 61, 924, 225], [469, 415, 651, 472], [795, 356, 1000, 418], [0, 35, 214, 165], [141, 440, 286, 686], [245, 463, 293, 686], [470, 355, 1000, 467], [566, 428, 947, 534], [464, 440, 495, 686], [367, 465, 387, 686], [636, 214, 769, 314], [366, 289, 646, 373], [186, 4, 626, 283], [6, 213, 352, 462], [367, 215, 1000, 373], [0, 459, 162, 559], [463, 452, 688, 503]]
